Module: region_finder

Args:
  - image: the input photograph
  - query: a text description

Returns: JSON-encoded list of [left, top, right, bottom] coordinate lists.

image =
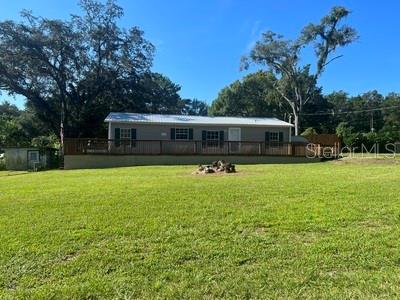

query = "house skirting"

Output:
[[64, 155, 321, 169]]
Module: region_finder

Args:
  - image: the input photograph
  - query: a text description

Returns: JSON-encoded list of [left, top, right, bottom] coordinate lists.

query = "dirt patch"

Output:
[[240, 226, 268, 236], [254, 227, 267, 235], [191, 170, 240, 176], [61, 251, 80, 263]]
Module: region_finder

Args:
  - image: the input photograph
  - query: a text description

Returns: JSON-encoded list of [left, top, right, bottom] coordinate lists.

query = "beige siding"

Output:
[[4, 148, 50, 170], [108, 123, 291, 142]]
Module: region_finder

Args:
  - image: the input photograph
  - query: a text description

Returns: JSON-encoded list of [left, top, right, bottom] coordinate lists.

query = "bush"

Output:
[[336, 122, 396, 152], [336, 122, 360, 147], [31, 135, 59, 149], [301, 127, 317, 136], [0, 158, 5, 170]]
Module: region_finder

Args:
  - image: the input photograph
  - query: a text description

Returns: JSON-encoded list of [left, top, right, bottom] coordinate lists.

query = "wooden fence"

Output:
[[64, 138, 328, 157]]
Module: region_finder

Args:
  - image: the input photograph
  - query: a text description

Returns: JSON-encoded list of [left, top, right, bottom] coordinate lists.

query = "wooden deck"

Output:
[[64, 138, 339, 158]]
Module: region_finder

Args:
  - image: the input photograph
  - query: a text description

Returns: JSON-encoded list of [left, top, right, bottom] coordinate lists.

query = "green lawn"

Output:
[[1, 161, 400, 299]]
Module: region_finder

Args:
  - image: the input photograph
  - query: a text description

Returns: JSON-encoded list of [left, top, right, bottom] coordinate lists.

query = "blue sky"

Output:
[[1, 0, 400, 108]]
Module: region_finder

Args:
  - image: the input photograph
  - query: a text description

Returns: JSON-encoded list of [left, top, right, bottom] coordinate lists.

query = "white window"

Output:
[[120, 128, 131, 139], [29, 151, 39, 162], [206, 131, 219, 147], [175, 128, 189, 140], [206, 131, 219, 141], [270, 132, 279, 142]]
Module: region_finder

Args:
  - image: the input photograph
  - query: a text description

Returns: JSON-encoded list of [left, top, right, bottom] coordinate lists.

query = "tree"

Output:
[[0, 100, 54, 148], [31, 135, 59, 148], [0, 0, 154, 152], [181, 99, 209, 116], [349, 91, 384, 133], [138, 72, 185, 114], [301, 91, 334, 133], [0, 102, 28, 147], [336, 122, 359, 147], [0, 101, 19, 117], [241, 6, 357, 135], [379, 93, 400, 141], [301, 127, 317, 136], [210, 71, 289, 119]]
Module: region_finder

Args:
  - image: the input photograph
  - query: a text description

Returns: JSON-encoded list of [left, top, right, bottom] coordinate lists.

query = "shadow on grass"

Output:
[[0, 171, 30, 177]]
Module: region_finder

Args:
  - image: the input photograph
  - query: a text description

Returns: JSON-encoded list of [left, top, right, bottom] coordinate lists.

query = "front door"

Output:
[[228, 128, 241, 153], [27, 150, 40, 170]]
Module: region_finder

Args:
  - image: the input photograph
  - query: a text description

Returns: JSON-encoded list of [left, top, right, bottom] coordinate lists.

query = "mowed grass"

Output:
[[1, 162, 400, 299]]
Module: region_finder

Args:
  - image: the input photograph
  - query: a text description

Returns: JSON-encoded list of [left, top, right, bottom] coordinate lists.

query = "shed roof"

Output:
[[291, 136, 309, 143], [105, 112, 293, 127]]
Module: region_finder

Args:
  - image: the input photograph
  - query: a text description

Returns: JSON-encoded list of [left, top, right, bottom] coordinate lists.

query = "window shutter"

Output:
[[115, 128, 121, 147], [202, 130, 206, 146], [265, 131, 270, 143], [279, 132, 283, 142], [115, 128, 121, 139], [202, 130, 207, 141], [189, 128, 193, 140], [219, 130, 224, 148], [170, 128, 175, 140], [131, 128, 137, 147], [131, 128, 136, 140]]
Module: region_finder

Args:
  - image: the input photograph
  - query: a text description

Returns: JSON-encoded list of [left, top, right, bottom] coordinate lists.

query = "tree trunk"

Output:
[[289, 102, 299, 136], [294, 113, 299, 136], [59, 94, 66, 169]]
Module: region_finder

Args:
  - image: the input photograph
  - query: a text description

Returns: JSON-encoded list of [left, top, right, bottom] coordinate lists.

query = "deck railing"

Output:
[[64, 138, 335, 157]]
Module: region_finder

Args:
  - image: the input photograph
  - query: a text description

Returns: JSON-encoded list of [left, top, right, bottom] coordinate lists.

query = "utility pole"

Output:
[[370, 111, 375, 132]]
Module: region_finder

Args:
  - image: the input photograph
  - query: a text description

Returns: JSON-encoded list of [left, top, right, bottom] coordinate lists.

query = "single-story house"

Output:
[[105, 112, 293, 145], [4, 147, 58, 171], [64, 113, 329, 169]]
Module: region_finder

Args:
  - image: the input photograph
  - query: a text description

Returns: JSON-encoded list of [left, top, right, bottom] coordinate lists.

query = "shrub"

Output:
[[0, 158, 5, 170], [31, 135, 59, 149], [301, 127, 317, 136]]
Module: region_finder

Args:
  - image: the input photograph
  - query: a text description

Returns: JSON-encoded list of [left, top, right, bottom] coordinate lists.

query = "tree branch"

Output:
[[322, 54, 343, 69], [273, 82, 296, 117]]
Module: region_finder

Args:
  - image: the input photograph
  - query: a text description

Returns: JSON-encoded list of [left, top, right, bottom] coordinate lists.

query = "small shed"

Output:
[[4, 147, 58, 171], [291, 136, 310, 144]]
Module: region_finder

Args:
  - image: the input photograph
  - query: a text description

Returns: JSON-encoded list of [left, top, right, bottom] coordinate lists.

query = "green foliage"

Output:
[[241, 6, 357, 134], [381, 93, 400, 141], [336, 120, 396, 151], [210, 71, 289, 118], [0, 111, 29, 147], [1, 163, 400, 298], [0, 1, 210, 139], [181, 98, 208, 116], [301, 93, 334, 132], [0, 157, 5, 170], [327, 91, 400, 148], [31, 135, 59, 149], [301, 127, 317, 136], [0, 100, 56, 148], [0, 0, 157, 138], [300, 6, 358, 75], [336, 122, 359, 146]]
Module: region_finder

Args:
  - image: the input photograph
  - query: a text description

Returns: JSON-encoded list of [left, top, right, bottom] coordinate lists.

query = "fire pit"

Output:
[[196, 160, 236, 174]]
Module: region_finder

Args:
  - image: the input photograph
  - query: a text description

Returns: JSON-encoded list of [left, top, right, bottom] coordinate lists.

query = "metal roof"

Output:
[[105, 112, 293, 127], [290, 136, 309, 143]]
